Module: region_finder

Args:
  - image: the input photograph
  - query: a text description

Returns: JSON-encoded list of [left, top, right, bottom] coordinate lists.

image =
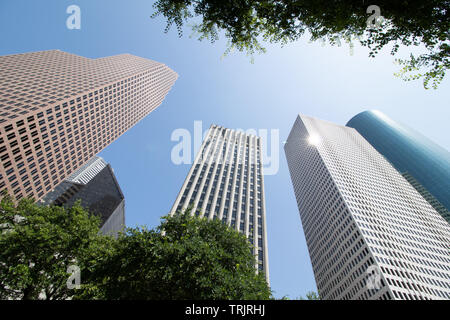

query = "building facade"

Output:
[[170, 125, 269, 282], [285, 114, 450, 300], [0, 50, 177, 201], [401, 172, 450, 223], [40, 156, 125, 237], [347, 110, 450, 223]]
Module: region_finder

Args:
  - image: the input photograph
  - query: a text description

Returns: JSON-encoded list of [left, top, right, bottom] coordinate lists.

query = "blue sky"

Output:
[[1, 0, 449, 299]]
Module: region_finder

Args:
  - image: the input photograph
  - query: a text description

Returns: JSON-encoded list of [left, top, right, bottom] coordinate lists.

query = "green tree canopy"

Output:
[[1, 198, 271, 300], [299, 291, 320, 300], [151, 0, 449, 89], [78, 209, 271, 299], [0, 196, 106, 300]]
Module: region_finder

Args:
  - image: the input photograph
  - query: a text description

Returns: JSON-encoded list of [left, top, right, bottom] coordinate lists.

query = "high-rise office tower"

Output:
[[40, 156, 125, 237], [347, 110, 450, 223], [285, 114, 450, 300], [0, 50, 177, 201], [170, 125, 269, 282]]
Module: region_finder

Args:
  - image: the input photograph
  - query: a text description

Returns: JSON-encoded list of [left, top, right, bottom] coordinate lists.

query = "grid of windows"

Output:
[[0, 50, 177, 200], [285, 115, 450, 300], [401, 172, 450, 223], [65, 156, 107, 184], [170, 125, 269, 282], [347, 110, 450, 224]]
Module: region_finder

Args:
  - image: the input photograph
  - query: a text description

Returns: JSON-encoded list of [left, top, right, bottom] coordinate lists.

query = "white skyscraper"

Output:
[[284, 114, 450, 300], [170, 125, 269, 282]]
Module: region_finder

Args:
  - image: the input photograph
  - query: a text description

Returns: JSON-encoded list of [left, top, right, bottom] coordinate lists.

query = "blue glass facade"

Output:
[[346, 110, 450, 223]]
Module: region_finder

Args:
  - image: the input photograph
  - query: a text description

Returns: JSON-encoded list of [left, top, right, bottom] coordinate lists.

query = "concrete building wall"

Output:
[[347, 110, 450, 223], [41, 156, 125, 237], [170, 125, 269, 283], [285, 114, 450, 300]]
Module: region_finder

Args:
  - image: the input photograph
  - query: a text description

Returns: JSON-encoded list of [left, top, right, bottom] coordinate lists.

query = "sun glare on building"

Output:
[[308, 134, 321, 146]]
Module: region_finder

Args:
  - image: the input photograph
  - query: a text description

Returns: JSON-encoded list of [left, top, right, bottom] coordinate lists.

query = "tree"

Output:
[[77, 209, 272, 300], [0, 196, 108, 300], [278, 291, 320, 300], [1, 198, 270, 300], [151, 0, 449, 89], [298, 291, 320, 300]]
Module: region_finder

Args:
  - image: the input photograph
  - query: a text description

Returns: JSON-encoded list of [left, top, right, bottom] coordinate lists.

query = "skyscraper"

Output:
[[285, 114, 450, 300], [170, 125, 269, 282], [40, 156, 125, 238], [347, 110, 450, 223], [0, 50, 177, 201]]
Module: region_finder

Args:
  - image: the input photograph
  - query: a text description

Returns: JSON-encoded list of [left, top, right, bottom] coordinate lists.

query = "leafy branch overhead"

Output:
[[151, 0, 450, 89]]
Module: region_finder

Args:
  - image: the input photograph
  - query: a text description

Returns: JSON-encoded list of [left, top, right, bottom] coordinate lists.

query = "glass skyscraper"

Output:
[[347, 110, 450, 224]]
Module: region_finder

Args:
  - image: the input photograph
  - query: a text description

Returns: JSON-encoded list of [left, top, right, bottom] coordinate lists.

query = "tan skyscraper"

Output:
[[0, 50, 177, 200]]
